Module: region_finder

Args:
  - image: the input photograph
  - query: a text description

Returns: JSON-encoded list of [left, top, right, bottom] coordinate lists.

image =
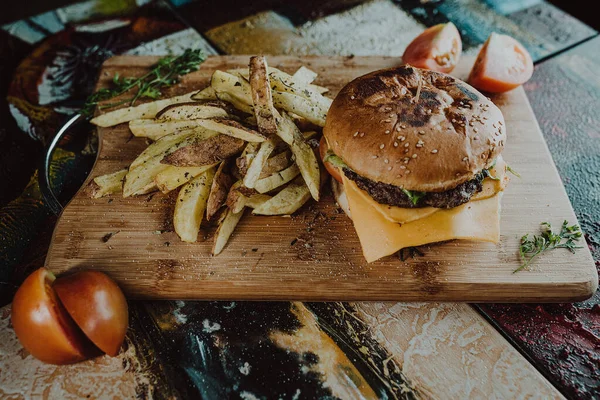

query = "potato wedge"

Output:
[[91, 169, 127, 198], [243, 137, 279, 188], [206, 160, 234, 221], [237, 67, 328, 95], [292, 66, 318, 84], [236, 142, 260, 177], [194, 118, 266, 142], [254, 163, 300, 194], [174, 168, 215, 243], [274, 110, 320, 200], [130, 129, 213, 170], [155, 164, 216, 193], [245, 194, 271, 209], [191, 86, 218, 101], [212, 207, 244, 256], [90, 91, 197, 127], [260, 150, 292, 178], [249, 56, 277, 136], [273, 91, 327, 127], [215, 92, 253, 114], [211, 70, 253, 107], [156, 101, 230, 121], [125, 129, 217, 196], [129, 119, 200, 140], [225, 181, 246, 213], [252, 177, 311, 215], [162, 134, 245, 167]]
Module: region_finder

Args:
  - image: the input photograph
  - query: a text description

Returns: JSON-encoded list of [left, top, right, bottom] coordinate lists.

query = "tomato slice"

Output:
[[319, 136, 343, 183], [402, 22, 462, 73], [11, 268, 96, 364], [468, 33, 533, 93], [54, 271, 129, 357]]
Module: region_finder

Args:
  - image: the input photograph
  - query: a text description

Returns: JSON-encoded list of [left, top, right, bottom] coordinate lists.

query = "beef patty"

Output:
[[343, 168, 486, 209]]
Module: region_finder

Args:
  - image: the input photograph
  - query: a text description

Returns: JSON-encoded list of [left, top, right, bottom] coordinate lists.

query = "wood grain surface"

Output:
[[45, 55, 597, 302]]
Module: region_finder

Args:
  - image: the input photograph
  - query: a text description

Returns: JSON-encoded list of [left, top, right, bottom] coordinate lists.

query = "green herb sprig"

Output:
[[401, 189, 426, 206], [515, 220, 583, 273], [82, 49, 206, 116]]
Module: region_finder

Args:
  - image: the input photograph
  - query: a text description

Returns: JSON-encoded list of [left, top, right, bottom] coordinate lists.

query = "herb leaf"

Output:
[[515, 220, 583, 273], [401, 188, 426, 206], [323, 151, 348, 169], [82, 48, 206, 116]]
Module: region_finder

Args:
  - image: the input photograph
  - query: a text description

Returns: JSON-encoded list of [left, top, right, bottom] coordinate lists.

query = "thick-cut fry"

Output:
[[252, 177, 311, 215], [261, 150, 292, 178], [236, 142, 260, 177], [268, 68, 332, 107], [225, 181, 246, 213], [273, 91, 327, 127], [254, 164, 300, 194], [215, 92, 253, 114], [130, 129, 210, 170], [292, 66, 318, 84], [191, 86, 218, 101], [274, 110, 320, 200], [249, 56, 278, 136], [125, 129, 217, 196], [245, 194, 271, 209], [162, 134, 245, 167], [243, 138, 279, 188], [156, 101, 230, 120], [206, 161, 234, 221], [212, 207, 244, 256], [174, 168, 215, 243], [193, 118, 266, 142], [237, 67, 328, 94], [211, 70, 253, 107], [155, 164, 216, 193], [90, 91, 197, 127], [129, 119, 200, 140], [91, 169, 127, 198]]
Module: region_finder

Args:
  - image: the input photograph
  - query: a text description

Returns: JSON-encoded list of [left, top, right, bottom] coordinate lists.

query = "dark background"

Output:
[[4, 0, 599, 30]]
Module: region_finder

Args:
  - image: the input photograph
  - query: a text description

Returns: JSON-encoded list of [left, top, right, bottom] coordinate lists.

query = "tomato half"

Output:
[[402, 22, 462, 73], [468, 32, 533, 93], [319, 136, 343, 183], [11, 268, 96, 364], [54, 271, 129, 357]]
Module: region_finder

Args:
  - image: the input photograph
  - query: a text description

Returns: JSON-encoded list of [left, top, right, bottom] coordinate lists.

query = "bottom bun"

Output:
[[331, 179, 351, 219]]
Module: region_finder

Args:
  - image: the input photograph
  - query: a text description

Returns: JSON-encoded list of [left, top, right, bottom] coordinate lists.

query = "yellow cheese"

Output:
[[354, 156, 509, 224], [342, 175, 502, 263]]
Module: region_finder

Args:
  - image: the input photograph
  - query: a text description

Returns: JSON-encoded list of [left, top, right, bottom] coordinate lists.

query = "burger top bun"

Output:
[[324, 65, 506, 192]]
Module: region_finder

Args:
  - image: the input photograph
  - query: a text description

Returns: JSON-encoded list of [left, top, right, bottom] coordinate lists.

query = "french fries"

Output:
[[193, 118, 266, 142], [90, 91, 197, 127], [92, 169, 127, 198], [174, 168, 215, 243], [274, 110, 320, 200], [93, 56, 333, 255], [129, 119, 200, 140], [161, 134, 245, 167], [156, 101, 230, 120], [191, 86, 218, 101], [206, 161, 234, 221], [249, 56, 277, 136], [155, 164, 216, 193], [254, 164, 300, 194], [252, 177, 311, 215], [212, 208, 244, 256]]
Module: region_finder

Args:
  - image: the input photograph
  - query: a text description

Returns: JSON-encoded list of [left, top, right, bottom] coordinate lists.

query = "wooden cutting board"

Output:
[[45, 55, 597, 302]]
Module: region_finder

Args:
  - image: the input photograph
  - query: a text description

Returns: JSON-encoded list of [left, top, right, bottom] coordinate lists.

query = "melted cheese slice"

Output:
[[357, 156, 508, 224], [342, 174, 502, 263]]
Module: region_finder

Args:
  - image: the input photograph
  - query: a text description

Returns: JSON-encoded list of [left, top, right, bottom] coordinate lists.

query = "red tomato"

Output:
[[54, 271, 128, 357], [468, 33, 533, 93], [402, 22, 462, 73], [11, 268, 95, 364], [319, 136, 343, 183]]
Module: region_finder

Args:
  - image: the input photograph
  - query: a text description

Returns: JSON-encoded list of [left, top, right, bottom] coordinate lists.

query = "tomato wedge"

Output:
[[402, 22, 462, 73], [468, 32, 533, 93], [319, 136, 343, 183]]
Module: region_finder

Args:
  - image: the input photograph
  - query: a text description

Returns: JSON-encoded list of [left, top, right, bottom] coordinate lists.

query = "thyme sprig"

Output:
[[515, 220, 583, 273], [82, 49, 206, 116]]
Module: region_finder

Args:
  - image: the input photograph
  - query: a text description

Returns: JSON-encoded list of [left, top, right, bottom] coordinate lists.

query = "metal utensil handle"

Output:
[[39, 113, 87, 215]]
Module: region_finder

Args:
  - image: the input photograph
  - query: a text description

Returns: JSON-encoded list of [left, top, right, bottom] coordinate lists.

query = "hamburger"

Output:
[[320, 65, 509, 262]]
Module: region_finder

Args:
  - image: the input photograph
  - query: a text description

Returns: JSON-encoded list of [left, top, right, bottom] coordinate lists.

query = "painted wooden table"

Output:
[[0, 0, 598, 399]]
